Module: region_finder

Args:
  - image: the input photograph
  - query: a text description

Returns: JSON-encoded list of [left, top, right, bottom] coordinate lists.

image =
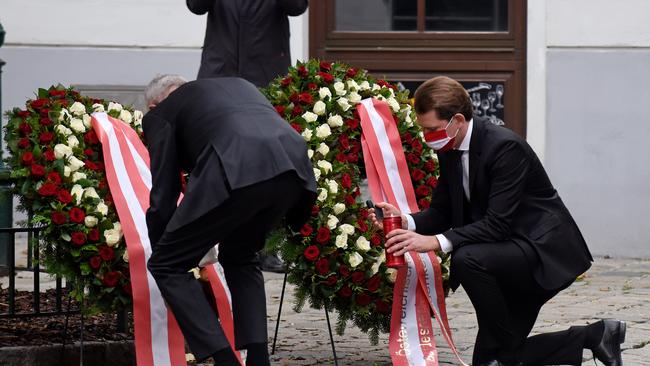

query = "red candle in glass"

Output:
[[383, 215, 406, 268]]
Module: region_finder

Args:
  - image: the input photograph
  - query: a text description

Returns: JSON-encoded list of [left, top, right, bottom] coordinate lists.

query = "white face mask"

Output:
[[423, 117, 458, 152]]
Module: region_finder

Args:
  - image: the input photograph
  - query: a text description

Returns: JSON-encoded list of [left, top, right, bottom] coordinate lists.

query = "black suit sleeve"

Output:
[[186, 0, 213, 15], [444, 141, 530, 248], [277, 0, 309, 16], [143, 114, 182, 246], [411, 158, 452, 235]]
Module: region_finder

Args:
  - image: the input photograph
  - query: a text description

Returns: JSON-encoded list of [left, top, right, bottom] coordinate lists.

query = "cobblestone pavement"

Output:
[[266, 257, 650, 365]]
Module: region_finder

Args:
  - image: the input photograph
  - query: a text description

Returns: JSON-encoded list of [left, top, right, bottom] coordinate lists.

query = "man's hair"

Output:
[[145, 74, 188, 106], [413, 76, 473, 121]]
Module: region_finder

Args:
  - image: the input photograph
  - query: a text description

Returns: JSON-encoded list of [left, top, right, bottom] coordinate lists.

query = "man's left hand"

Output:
[[385, 229, 441, 256]]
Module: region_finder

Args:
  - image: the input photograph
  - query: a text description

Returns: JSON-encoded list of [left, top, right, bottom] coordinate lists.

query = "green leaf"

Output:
[[80, 262, 91, 275], [37, 88, 49, 99]]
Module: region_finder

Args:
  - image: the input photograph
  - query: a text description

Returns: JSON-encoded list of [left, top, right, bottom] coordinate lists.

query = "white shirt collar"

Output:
[[457, 118, 473, 152]]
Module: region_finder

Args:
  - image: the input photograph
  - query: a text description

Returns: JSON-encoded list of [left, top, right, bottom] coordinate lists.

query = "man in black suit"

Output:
[[186, 0, 309, 87], [373, 76, 625, 366], [143, 75, 316, 365]]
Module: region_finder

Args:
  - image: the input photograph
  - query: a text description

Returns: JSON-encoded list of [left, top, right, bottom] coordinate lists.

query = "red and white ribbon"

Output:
[[92, 113, 241, 366], [358, 99, 467, 366]]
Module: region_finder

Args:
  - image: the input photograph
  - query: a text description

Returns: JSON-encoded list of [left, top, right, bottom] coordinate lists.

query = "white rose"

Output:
[[317, 188, 328, 202], [119, 109, 133, 124], [359, 81, 371, 91], [313, 101, 327, 116], [405, 113, 413, 127], [327, 179, 338, 194], [376, 94, 386, 101], [69, 118, 86, 133], [317, 160, 332, 173], [327, 115, 343, 128], [337, 97, 351, 112], [371, 261, 381, 275], [58, 109, 72, 122], [71, 184, 84, 204], [82, 114, 92, 128], [122, 250, 129, 263], [55, 125, 72, 136], [69, 102, 86, 116], [348, 92, 362, 104], [372, 83, 382, 91], [67, 135, 80, 149], [133, 110, 144, 126], [84, 187, 99, 199], [333, 82, 346, 96], [338, 224, 355, 236], [335, 234, 348, 249], [64, 166, 71, 177], [313, 168, 321, 181], [355, 236, 371, 252], [54, 144, 73, 159], [113, 222, 122, 232], [387, 97, 400, 112], [318, 87, 332, 100], [301, 128, 313, 141], [371, 251, 386, 274], [317, 142, 329, 156], [96, 201, 109, 216], [307, 149, 314, 159], [72, 172, 87, 182], [105, 229, 122, 247], [315, 124, 331, 139], [327, 215, 339, 229], [92, 103, 105, 113], [386, 268, 398, 283], [348, 252, 363, 268], [302, 111, 318, 123], [346, 79, 360, 92], [84, 216, 98, 228], [67, 156, 85, 172], [107, 102, 123, 112], [333, 203, 346, 215], [388, 88, 395, 98]]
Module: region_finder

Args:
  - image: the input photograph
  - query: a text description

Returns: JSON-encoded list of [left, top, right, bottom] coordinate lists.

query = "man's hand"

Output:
[[368, 202, 406, 230], [385, 229, 441, 256]]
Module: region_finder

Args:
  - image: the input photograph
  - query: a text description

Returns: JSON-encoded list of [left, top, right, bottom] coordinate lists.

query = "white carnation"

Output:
[[337, 97, 351, 112], [327, 115, 343, 128], [92, 103, 105, 113], [338, 224, 355, 236], [317, 188, 328, 202], [301, 128, 313, 141], [317, 160, 332, 173], [313, 101, 327, 116], [302, 111, 318, 123], [333, 203, 346, 215], [335, 234, 348, 249], [315, 124, 331, 139], [67, 156, 85, 172], [119, 109, 133, 124], [107, 102, 123, 112], [348, 252, 363, 268], [317, 142, 329, 156], [327, 214, 339, 229], [355, 236, 371, 252], [54, 144, 73, 159], [84, 216, 98, 228], [333, 82, 346, 96], [318, 87, 332, 100]]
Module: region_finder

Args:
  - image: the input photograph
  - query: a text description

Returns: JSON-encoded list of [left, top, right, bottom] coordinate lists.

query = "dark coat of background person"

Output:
[[187, 0, 309, 87]]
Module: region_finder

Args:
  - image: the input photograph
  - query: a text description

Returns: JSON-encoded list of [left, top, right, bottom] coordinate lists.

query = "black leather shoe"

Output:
[[260, 253, 285, 273], [592, 319, 626, 366]]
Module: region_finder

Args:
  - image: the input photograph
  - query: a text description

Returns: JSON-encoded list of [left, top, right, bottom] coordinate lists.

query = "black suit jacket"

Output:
[[412, 117, 592, 290], [143, 77, 317, 246], [187, 0, 309, 87]]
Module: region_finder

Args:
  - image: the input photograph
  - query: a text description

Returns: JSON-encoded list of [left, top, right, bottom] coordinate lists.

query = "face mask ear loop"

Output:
[[446, 116, 459, 139]]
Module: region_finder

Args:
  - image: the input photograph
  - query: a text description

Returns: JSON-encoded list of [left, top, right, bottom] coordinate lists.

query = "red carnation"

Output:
[[84, 131, 99, 145], [37, 182, 57, 196], [375, 300, 391, 314], [43, 150, 55, 161], [345, 119, 359, 130], [71, 231, 87, 246], [304, 245, 320, 261], [315, 258, 330, 275], [351, 271, 365, 284], [40, 117, 53, 126], [99, 246, 115, 261], [89, 256, 102, 270], [291, 105, 303, 117], [426, 176, 438, 188], [311, 205, 320, 216], [339, 265, 350, 277], [39, 132, 55, 144], [21, 152, 34, 166], [280, 76, 293, 87], [317, 72, 334, 83], [370, 234, 382, 247], [366, 275, 381, 292], [315, 227, 331, 244], [341, 174, 352, 189], [411, 169, 425, 181], [275, 105, 285, 115], [307, 82, 318, 90], [88, 228, 100, 242], [424, 160, 437, 172], [102, 271, 121, 287], [418, 198, 431, 209], [57, 189, 73, 204], [319, 61, 332, 71], [51, 211, 67, 225], [290, 123, 303, 133], [18, 138, 30, 149], [416, 185, 431, 197], [339, 286, 352, 297], [69, 207, 86, 223], [47, 171, 61, 185], [19, 122, 33, 136], [356, 293, 372, 306], [30, 164, 45, 178], [300, 224, 313, 237], [298, 92, 313, 105], [346, 68, 358, 78], [297, 65, 308, 77], [325, 275, 338, 286], [407, 153, 420, 165]]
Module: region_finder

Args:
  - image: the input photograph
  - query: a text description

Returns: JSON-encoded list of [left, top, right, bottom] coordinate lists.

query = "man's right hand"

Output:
[[368, 202, 406, 231]]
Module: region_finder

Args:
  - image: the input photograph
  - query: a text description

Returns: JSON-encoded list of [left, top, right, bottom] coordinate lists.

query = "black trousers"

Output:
[[147, 172, 304, 361], [451, 241, 587, 366]]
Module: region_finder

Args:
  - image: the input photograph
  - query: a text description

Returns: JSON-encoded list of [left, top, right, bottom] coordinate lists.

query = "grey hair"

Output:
[[145, 74, 188, 106]]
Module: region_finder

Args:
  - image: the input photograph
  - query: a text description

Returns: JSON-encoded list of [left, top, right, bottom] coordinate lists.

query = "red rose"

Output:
[[57, 189, 72, 204], [315, 258, 330, 275], [407, 153, 420, 165], [84, 160, 97, 171], [346, 153, 358, 164], [89, 256, 102, 270], [84, 148, 94, 157], [275, 105, 285, 115], [71, 231, 87, 246], [339, 286, 352, 297], [356, 293, 372, 306], [346, 68, 357, 78], [98, 179, 108, 190], [325, 275, 338, 286], [359, 208, 369, 219], [280, 76, 293, 87], [426, 176, 438, 188], [338, 135, 350, 150], [402, 132, 413, 144], [307, 82, 318, 90], [48, 89, 67, 97], [291, 105, 303, 117], [317, 72, 334, 83], [18, 138, 30, 149], [304, 245, 320, 261], [39, 108, 50, 117], [88, 228, 100, 242], [30, 98, 49, 110], [344, 195, 355, 206], [30, 164, 45, 178], [51, 211, 67, 225], [21, 152, 34, 166], [95, 162, 105, 171], [339, 265, 350, 277], [47, 171, 61, 184], [289, 93, 300, 103], [69, 207, 86, 223], [416, 185, 431, 197], [411, 169, 425, 181], [39, 132, 55, 144], [43, 150, 55, 161], [122, 282, 133, 296], [311, 205, 320, 216], [350, 140, 361, 154], [366, 275, 381, 292], [345, 119, 359, 130], [371, 234, 382, 247], [37, 182, 57, 196], [17, 110, 31, 118], [336, 153, 347, 163], [297, 65, 308, 77], [354, 187, 361, 197], [102, 271, 121, 287], [315, 227, 331, 244], [99, 246, 115, 261], [319, 61, 332, 71], [418, 198, 431, 209], [357, 220, 368, 233], [424, 160, 437, 172], [40, 118, 53, 126], [300, 224, 313, 237], [298, 92, 313, 105], [290, 123, 303, 133], [351, 271, 365, 284], [375, 300, 391, 314], [341, 174, 352, 189], [84, 131, 99, 145], [411, 139, 423, 153]]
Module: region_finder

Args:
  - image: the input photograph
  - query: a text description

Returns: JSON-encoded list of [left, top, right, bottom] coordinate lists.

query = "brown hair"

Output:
[[413, 76, 473, 121]]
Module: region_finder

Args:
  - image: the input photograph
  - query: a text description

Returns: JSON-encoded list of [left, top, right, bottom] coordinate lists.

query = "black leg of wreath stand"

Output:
[[270, 267, 339, 366]]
